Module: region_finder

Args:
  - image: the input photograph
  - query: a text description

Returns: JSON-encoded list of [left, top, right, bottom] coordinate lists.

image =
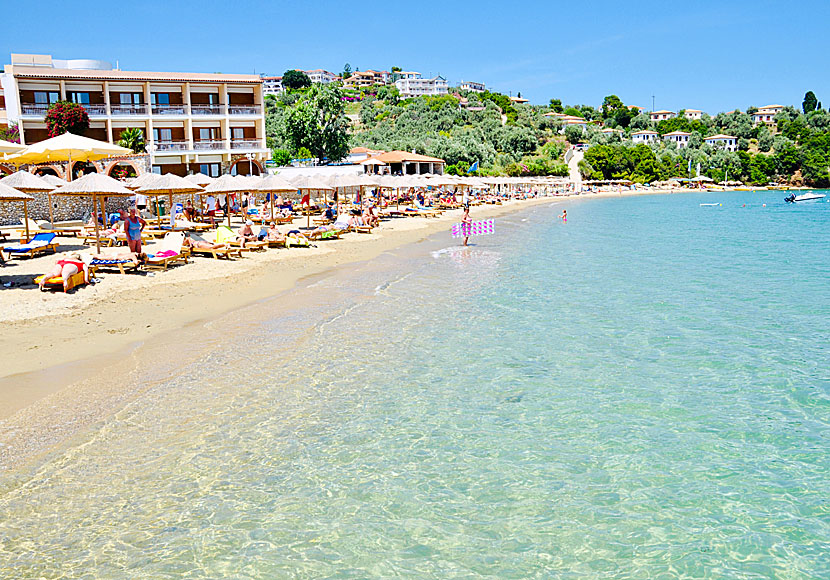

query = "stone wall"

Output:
[[0, 155, 150, 226]]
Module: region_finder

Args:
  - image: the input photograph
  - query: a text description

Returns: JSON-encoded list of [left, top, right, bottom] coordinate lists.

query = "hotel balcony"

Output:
[[191, 104, 225, 115], [152, 140, 189, 152], [20, 103, 50, 116], [192, 139, 225, 150], [151, 104, 188, 116], [230, 139, 263, 149], [228, 105, 261, 115], [111, 104, 148, 115]]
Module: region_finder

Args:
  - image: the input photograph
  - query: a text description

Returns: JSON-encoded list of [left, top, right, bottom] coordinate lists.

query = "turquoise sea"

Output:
[[1, 191, 829, 579]]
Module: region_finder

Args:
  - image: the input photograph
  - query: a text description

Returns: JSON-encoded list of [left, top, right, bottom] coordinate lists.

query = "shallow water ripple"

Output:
[[0, 191, 829, 578]]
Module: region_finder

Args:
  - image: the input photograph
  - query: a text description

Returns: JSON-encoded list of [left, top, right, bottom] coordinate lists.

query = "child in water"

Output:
[[559, 209, 567, 222]]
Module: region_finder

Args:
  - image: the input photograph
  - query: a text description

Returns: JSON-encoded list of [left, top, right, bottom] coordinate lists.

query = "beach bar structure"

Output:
[[0, 53, 270, 178], [360, 150, 445, 175]]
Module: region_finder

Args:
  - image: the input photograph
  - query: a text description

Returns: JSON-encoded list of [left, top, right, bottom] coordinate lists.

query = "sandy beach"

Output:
[[0, 187, 694, 470]]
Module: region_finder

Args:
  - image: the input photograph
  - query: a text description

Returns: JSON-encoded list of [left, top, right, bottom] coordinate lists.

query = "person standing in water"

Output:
[[559, 209, 567, 222], [461, 205, 472, 246]]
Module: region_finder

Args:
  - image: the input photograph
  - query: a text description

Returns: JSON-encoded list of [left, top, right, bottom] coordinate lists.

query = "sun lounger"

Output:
[[216, 225, 267, 251], [33, 270, 92, 293], [4, 232, 59, 259], [144, 232, 188, 270], [187, 233, 242, 259], [83, 255, 140, 274], [306, 228, 342, 241]]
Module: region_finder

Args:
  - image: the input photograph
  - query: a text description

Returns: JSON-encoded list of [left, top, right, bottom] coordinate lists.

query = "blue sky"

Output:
[[3, 0, 827, 114]]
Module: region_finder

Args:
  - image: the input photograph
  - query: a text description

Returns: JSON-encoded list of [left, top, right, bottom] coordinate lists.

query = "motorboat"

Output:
[[785, 192, 826, 203]]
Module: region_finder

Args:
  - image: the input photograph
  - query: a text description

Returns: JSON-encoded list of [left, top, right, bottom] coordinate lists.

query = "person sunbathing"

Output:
[[236, 220, 257, 247], [39, 254, 91, 292], [86, 251, 147, 264], [266, 222, 286, 243], [182, 236, 227, 250]]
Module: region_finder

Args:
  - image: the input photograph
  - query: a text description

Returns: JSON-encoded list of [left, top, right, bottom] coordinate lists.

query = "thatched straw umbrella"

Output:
[[0, 182, 34, 241], [203, 174, 252, 227], [137, 174, 203, 229], [51, 173, 135, 252], [1, 171, 56, 227], [253, 174, 295, 221], [288, 175, 334, 229]]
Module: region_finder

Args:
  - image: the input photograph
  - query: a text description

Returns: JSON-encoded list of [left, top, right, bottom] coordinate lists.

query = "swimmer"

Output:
[[559, 209, 567, 222]]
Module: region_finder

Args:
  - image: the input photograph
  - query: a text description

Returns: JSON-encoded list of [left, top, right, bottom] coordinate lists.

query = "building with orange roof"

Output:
[[684, 109, 702, 120], [362, 150, 445, 175], [650, 109, 675, 122], [1, 53, 269, 177]]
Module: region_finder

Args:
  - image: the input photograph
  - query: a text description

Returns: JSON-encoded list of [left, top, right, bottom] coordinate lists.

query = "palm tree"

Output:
[[118, 127, 146, 153]]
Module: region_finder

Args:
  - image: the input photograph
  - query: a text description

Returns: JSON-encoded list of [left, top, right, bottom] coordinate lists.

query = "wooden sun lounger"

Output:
[[188, 246, 242, 259], [306, 228, 343, 241], [88, 259, 140, 274]]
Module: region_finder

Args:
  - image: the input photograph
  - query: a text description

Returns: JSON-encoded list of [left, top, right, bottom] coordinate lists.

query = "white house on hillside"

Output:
[[751, 104, 784, 126], [459, 81, 485, 92], [663, 130, 691, 148], [650, 110, 675, 122], [262, 76, 284, 96], [684, 109, 702, 120], [632, 130, 659, 143], [705, 134, 738, 152], [395, 75, 448, 98], [304, 70, 339, 84]]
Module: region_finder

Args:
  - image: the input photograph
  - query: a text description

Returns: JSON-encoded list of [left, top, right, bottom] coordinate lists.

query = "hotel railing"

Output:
[[152, 140, 189, 151], [85, 104, 108, 116], [191, 104, 225, 115], [20, 103, 50, 115], [230, 139, 262, 149], [192, 140, 225, 150], [228, 105, 261, 115], [111, 104, 148, 115], [151, 104, 187, 115]]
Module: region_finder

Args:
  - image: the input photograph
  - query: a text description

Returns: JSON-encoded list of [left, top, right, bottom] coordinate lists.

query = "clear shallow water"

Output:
[[1, 191, 829, 579]]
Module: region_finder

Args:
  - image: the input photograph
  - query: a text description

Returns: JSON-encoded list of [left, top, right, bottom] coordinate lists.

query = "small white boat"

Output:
[[700, 203, 722, 207], [785, 192, 826, 203]]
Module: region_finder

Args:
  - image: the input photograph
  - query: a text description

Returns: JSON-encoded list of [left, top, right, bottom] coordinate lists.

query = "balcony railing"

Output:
[[228, 105, 261, 115], [230, 139, 262, 149], [111, 103, 148, 115], [21, 103, 49, 116], [193, 139, 225, 150], [152, 140, 189, 151], [191, 104, 225, 115], [85, 104, 108, 116], [151, 104, 187, 115]]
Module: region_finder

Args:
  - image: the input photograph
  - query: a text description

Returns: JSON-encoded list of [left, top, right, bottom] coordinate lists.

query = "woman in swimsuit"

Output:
[[461, 205, 472, 246], [558, 209, 567, 222], [123, 208, 147, 253], [39, 255, 91, 292]]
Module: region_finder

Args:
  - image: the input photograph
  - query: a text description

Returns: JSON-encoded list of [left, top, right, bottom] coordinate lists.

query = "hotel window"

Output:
[[68, 92, 91, 105], [34, 91, 59, 105], [198, 127, 220, 141], [199, 163, 220, 177], [151, 93, 170, 105], [232, 127, 245, 140], [153, 128, 172, 142], [120, 93, 142, 104]]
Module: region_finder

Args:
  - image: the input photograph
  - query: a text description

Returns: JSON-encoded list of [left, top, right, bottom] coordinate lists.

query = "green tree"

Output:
[[284, 83, 350, 163], [283, 69, 311, 90], [757, 126, 773, 152], [271, 148, 292, 166], [803, 91, 818, 114], [341, 63, 352, 79], [117, 127, 146, 153], [601, 95, 625, 119], [44, 101, 89, 137], [564, 125, 584, 144], [549, 98, 563, 113]]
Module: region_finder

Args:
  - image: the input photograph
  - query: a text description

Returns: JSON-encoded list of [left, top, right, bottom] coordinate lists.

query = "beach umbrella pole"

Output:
[[48, 193, 55, 229], [93, 194, 101, 253], [23, 200, 29, 242]]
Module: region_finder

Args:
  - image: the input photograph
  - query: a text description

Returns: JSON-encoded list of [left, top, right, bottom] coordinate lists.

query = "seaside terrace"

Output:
[[0, 53, 270, 177]]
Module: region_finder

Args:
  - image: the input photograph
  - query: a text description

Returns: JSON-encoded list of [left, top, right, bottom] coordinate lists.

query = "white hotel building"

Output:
[[1, 53, 269, 177], [395, 75, 448, 98], [459, 81, 485, 93]]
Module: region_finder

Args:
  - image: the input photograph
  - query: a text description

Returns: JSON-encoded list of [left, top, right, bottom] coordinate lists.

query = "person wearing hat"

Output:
[[236, 219, 257, 247]]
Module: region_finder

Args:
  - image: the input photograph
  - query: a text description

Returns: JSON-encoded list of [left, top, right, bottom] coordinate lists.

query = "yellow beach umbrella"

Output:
[[6, 133, 132, 181]]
